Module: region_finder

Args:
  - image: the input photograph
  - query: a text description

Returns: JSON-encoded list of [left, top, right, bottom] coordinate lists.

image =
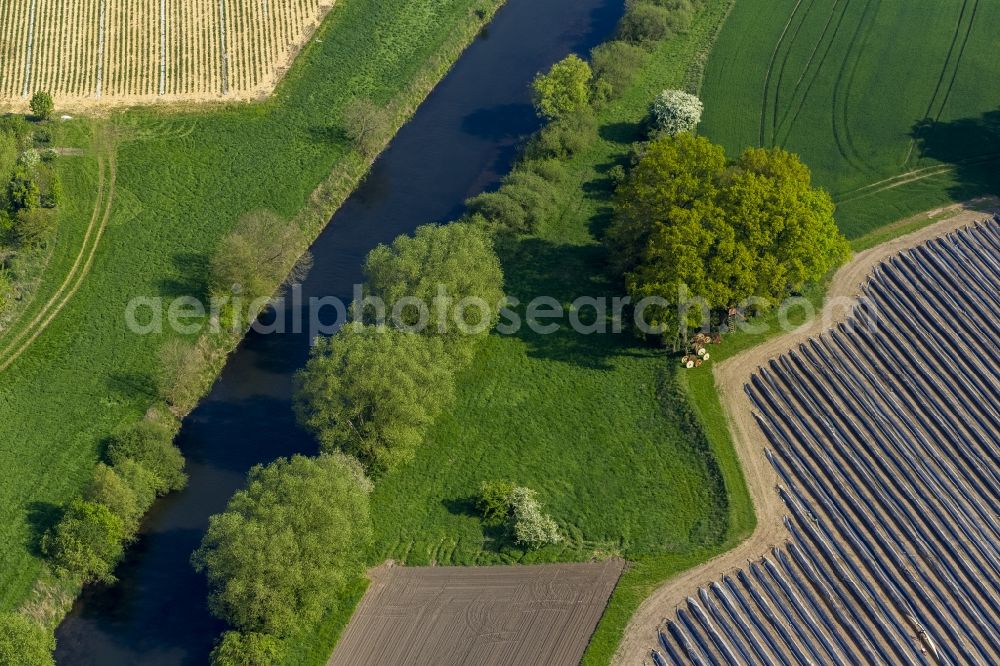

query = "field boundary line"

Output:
[[159, 0, 166, 95], [96, 0, 106, 97], [902, 0, 978, 167], [773, 0, 836, 140], [832, 0, 880, 176], [774, 0, 852, 149], [0, 133, 116, 375], [218, 0, 229, 95], [612, 198, 1000, 666], [759, 0, 805, 146], [21, 0, 37, 97]]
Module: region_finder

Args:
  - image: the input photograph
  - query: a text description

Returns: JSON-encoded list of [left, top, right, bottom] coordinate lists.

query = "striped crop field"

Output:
[[701, 0, 1000, 238], [651, 218, 1000, 664], [0, 0, 334, 109]]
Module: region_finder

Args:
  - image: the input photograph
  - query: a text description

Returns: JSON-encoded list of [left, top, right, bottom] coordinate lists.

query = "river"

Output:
[[54, 0, 623, 663]]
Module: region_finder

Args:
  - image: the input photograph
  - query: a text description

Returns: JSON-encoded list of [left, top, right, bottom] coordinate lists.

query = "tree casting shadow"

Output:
[[911, 107, 1000, 200]]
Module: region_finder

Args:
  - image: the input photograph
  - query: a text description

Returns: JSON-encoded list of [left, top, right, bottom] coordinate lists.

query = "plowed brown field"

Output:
[[331, 561, 625, 666]]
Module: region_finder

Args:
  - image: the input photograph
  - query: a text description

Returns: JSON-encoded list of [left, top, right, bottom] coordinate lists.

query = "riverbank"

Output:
[[2, 0, 505, 644], [52, 0, 627, 662]]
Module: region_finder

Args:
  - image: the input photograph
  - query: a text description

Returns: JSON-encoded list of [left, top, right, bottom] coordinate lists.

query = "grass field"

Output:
[[0, 0, 335, 108], [701, 0, 1000, 238], [0, 0, 501, 613]]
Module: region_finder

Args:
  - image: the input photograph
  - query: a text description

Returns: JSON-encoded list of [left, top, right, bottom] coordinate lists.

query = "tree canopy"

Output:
[[609, 133, 849, 336], [294, 326, 455, 473], [209, 210, 309, 302], [531, 55, 592, 120], [192, 454, 373, 637], [650, 89, 703, 136], [105, 420, 187, 495], [363, 222, 504, 338], [41, 499, 126, 583]]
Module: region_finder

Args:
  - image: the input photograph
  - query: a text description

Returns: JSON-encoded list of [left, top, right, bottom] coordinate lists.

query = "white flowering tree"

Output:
[[650, 89, 703, 135]]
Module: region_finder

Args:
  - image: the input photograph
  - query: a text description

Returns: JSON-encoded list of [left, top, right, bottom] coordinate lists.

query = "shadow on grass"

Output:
[[911, 107, 1000, 200], [497, 235, 651, 370], [441, 496, 513, 552], [598, 119, 643, 145], [26, 501, 63, 556], [159, 251, 210, 302], [106, 370, 158, 402]]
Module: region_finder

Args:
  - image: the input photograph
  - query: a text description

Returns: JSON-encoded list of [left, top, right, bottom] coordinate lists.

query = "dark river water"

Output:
[[54, 0, 623, 663]]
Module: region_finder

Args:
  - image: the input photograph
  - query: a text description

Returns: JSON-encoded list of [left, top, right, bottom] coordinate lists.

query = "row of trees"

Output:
[[188, 5, 723, 661], [192, 220, 507, 664], [41, 420, 187, 585]]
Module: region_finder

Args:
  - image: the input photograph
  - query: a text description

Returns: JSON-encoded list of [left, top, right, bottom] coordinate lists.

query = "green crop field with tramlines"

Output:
[[700, 0, 1000, 238]]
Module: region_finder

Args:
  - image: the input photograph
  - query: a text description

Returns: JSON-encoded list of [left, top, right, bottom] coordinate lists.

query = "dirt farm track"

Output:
[[330, 560, 625, 666], [0, 0, 334, 110], [614, 197, 1000, 665]]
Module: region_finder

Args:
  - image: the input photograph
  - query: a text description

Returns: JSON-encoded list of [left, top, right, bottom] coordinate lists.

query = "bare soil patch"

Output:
[[330, 560, 625, 666]]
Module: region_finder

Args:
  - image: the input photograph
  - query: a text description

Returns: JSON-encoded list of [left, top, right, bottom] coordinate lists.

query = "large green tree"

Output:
[[294, 326, 454, 473], [191, 454, 373, 637], [609, 133, 849, 339], [364, 222, 504, 340], [531, 55, 592, 120]]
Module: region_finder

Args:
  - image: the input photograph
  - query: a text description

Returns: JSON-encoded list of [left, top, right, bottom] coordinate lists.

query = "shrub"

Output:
[[342, 98, 393, 158], [210, 631, 285, 666], [531, 55, 592, 120], [465, 190, 529, 232], [113, 458, 160, 515], [617, 3, 672, 47], [30, 91, 54, 121], [500, 171, 556, 233], [40, 172, 61, 208], [509, 487, 561, 549], [591, 41, 649, 97], [523, 111, 597, 161], [519, 159, 567, 184], [0, 131, 17, 178], [363, 222, 505, 339], [157, 338, 210, 412], [8, 168, 40, 210], [15, 208, 55, 248], [0, 613, 54, 666], [17, 148, 41, 169], [650, 89, 703, 135], [477, 480, 515, 527], [475, 483, 561, 548], [192, 454, 373, 636], [33, 128, 53, 146], [85, 464, 143, 537], [105, 420, 187, 495], [42, 499, 126, 583], [210, 210, 308, 303], [295, 326, 455, 474]]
